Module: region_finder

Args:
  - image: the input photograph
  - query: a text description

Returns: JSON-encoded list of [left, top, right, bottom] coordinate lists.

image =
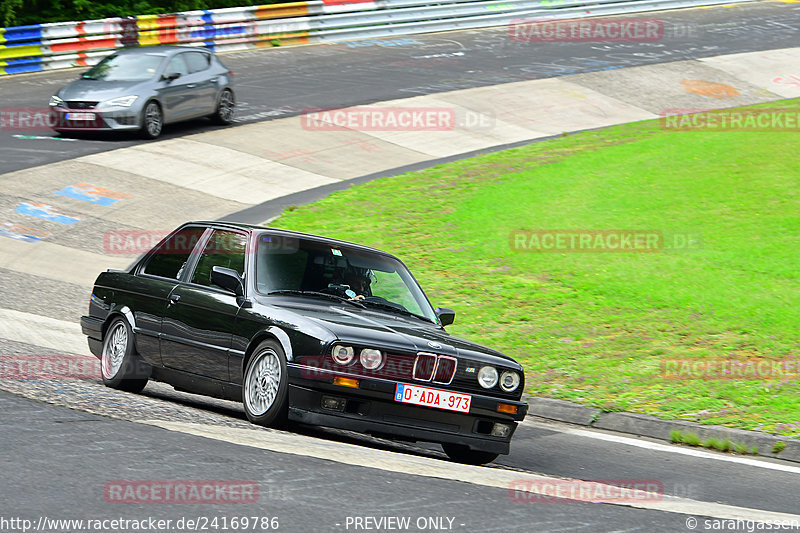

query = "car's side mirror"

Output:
[[162, 72, 181, 82], [211, 266, 244, 297], [435, 307, 456, 327]]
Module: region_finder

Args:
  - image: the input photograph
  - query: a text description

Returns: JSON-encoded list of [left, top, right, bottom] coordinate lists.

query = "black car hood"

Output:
[[263, 297, 520, 368], [57, 79, 150, 102]]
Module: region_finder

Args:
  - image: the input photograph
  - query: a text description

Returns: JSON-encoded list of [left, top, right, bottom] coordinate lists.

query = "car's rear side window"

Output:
[[184, 52, 210, 74], [141, 227, 205, 279], [190, 230, 247, 288]]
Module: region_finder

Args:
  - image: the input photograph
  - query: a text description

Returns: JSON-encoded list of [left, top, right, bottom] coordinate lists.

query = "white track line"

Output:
[[549, 425, 800, 475], [145, 420, 800, 522], [0, 308, 88, 355]]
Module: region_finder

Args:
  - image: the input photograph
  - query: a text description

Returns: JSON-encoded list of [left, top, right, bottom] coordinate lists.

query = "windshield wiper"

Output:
[[267, 290, 365, 308], [358, 299, 434, 323]]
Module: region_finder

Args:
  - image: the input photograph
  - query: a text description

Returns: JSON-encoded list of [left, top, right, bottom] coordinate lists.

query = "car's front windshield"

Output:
[[83, 53, 165, 81], [256, 234, 437, 322]]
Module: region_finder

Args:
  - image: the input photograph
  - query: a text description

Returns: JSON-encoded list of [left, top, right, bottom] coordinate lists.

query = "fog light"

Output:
[[321, 396, 345, 411], [491, 423, 512, 438], [360, 348, 384, 370], [333, 376, 359, 388], [497, 403, 518, 415]]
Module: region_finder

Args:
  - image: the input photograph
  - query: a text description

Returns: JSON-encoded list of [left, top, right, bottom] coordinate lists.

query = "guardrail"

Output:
[[0, 0, 754, 76]]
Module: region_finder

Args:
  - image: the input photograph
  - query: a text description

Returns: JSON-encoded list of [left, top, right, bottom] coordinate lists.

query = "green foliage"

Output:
[[1, 0, 285, 27], [271, 99, 800, 435], [733, 442, 750, 454], [670, 429, 683, 443], [773, 440, 787, 454], [683, 432, 701, 446]]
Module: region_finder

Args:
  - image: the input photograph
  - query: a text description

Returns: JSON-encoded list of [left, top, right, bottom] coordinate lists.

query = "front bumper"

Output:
[[49, 107, 141, 132], [288, 364, 527, 455]]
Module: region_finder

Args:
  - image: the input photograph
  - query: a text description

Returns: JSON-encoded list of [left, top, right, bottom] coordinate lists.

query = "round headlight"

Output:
[[332, 345, 355, 365], [478, 366, 498, 389], [360, 348, 384, 370], [500, 370, 520, 392]]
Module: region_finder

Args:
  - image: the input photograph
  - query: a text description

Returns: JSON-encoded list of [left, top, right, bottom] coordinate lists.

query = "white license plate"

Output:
[[65, 112, 95, 121], [394, 383, 472, 413]]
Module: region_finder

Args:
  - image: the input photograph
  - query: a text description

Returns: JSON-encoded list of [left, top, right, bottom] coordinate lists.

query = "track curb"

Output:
[[524, 395, 800, 463]]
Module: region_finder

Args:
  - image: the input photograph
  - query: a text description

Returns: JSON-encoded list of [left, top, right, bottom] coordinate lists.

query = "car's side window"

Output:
[[185, 52, 210, 74], [190, 230, 247, 289], [141, 227, 205, 280], [167, 54, 190, 77]]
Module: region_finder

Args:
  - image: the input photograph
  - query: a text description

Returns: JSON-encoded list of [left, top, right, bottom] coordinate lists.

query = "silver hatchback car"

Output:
[[49, 46, 235, 139]]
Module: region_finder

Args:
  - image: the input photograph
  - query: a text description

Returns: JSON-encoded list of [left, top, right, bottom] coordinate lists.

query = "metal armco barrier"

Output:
[[0, 0, 754, 76]]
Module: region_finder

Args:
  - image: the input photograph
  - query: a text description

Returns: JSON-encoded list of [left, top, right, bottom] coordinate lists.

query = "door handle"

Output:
[[169, 294, 181, 304], [209, 77, 218, 82], [187, 84, 197, 88]]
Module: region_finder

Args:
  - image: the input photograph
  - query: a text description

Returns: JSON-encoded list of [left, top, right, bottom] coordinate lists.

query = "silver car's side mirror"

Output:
[[162, 72, 181, 82]]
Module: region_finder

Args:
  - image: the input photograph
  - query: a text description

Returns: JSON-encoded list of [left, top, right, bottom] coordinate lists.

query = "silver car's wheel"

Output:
[[141, 101, 163, 139], [211, 89, 235, 125], [243, 340, 288, 427], [101, 317, 149, 393]]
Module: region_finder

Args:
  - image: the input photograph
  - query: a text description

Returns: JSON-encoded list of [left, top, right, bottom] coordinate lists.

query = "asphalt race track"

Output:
[[1, 2, 800, 532], [1, 1, 800, 175]]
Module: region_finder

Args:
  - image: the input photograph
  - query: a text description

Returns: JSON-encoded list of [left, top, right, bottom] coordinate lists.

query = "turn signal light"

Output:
[[497, 403, 518, 414], [333, 376, 360, 388]]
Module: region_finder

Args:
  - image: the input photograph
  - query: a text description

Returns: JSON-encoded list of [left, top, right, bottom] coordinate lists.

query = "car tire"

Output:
[[441, 443, 499, 465], [243, 339, 288, 428], [141, 101, 163, 139], [210, 89, 235, 125], [101, 317, 149, 393]]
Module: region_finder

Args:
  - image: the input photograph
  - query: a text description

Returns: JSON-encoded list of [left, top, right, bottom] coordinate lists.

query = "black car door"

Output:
[[159, 228, 248, 381], [132, 225, 207, 365]]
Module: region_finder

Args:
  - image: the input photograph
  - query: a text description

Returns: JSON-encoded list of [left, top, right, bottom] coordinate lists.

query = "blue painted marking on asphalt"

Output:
[[0, 223, 47, 243], [15, 202, 80, 225], [55, 185, 117, 206]]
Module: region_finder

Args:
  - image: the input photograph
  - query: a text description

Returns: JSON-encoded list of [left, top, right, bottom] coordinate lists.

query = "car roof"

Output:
[[189, 220, 396, 258], [115, 45, 211, 56]]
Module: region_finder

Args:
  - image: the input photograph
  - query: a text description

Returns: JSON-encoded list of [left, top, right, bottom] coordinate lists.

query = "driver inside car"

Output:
[[343, 269, 371, 300]]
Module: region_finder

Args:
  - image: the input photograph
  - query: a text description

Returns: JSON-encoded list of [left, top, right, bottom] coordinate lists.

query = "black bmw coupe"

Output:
[[81, 221, 527, 464]]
